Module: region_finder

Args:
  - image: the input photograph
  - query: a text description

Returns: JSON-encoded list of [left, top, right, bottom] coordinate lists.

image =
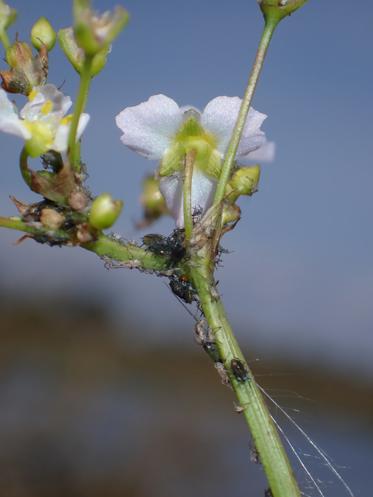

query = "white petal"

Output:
[[159, 173, 183, 224], [0, 89, 31, 139], [52, 113, 90, 153], [160, 169, 216, 228], [115, 94, 184, 160], [21, 84, 72, 122], [201, 96, 241, 154], [76, 113, 90, 141], [239, 141, 276, 163], [201, 96, 269, 158]]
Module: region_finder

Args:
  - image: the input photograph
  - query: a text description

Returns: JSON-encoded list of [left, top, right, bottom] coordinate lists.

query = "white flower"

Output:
[[116, 94, 274, 227], [0, 84, 90, 157]]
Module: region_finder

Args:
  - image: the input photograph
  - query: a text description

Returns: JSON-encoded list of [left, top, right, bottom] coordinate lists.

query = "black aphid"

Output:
[[169, 275, 196, 304], [230, 358, 250, 382]]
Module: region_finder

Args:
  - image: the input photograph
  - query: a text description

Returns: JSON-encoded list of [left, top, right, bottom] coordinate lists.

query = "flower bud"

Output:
[[89, 193, 123, 230], [73, 0, 129, 56], [31, 17, 56, 51], [226, 166, 260, 202], [258, 0, 308, 22], [58, 27, 108, 77], [137, 175, 168, 227], [0, 0, 17, 32]]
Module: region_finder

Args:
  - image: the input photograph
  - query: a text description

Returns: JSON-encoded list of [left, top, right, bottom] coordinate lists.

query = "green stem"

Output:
[[213, 17, 279, 206], [0, 29, 10, 50], [0, 216, 70, 241], [190, 253, 301, 497], [0, 215, 171, 273], [68, 55, 93, 172], [183, 150, 196, 242]]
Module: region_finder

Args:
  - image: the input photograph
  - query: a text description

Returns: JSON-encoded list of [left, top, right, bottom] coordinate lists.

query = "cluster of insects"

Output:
[[142, 229, 186, 267]]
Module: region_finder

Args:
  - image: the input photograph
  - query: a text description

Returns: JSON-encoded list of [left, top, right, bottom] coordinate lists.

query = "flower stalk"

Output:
[[68, 54, 93, 170], [213, 17, 279, 207], [183, 149, 196, 243]]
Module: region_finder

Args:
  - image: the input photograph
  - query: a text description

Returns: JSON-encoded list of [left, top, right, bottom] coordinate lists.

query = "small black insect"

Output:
[[230, 358, 250, 383], [169, 275, 196, 304], [264, 488, 273, 497], [143, 229, 186, 266]]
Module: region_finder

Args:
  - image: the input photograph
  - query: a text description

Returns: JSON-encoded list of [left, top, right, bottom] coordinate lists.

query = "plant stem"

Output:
[[213, 17, 279, 206], [68, 55, 93, 172], [183, 150, 196, 242], [0, 29, 10, 50], [0, 216, 171, 273], [189, 252, 301, 497], [0, 216, 70, 240]]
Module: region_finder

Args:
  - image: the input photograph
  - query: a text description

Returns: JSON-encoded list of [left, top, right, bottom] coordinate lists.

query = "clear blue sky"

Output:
[[1, 0, 372, 377]]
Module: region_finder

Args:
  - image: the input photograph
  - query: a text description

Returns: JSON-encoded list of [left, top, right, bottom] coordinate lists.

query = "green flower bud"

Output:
[[73, 0, 129, 56], [258, 0, 308, 23], [226, 166, 260, 202], [89, 193, 123, 230], [31, 17, 56, 51], [137, 175, 168, 227], [58, 26, 109, 77], [0, 0, 17, 32]]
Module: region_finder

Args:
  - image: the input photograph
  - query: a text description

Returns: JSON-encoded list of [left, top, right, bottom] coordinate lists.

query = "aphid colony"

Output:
[[142, 229, 198, 303], [143, 228, 250, 385]]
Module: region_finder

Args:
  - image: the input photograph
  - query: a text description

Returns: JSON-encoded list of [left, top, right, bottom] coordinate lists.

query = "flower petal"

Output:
[[160, 168, 216, 228], [201, 96, 269, 158], [21, 84, 72, 122], [115, 94, 184, 160], [52, 113, 90, 152], [0, 89, 31, 139], [240, 141, 276, 163]]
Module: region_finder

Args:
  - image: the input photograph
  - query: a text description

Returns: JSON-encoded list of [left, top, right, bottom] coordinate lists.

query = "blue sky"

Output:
[[1, 0, 372, 378]]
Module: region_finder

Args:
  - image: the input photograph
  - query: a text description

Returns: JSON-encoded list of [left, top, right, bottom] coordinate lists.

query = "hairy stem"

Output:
[[68, 55, 93, 172], [190, 250, 301, 497], [213, 17, 279, 206]]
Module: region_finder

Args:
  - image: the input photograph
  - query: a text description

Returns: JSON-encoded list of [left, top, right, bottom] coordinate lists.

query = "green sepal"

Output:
[[159, 115, 222, 179], [58, 27, 108, 76]]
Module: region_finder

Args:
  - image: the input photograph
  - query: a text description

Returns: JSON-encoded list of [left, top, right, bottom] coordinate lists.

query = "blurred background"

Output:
[[0, 0, 372, 496]]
